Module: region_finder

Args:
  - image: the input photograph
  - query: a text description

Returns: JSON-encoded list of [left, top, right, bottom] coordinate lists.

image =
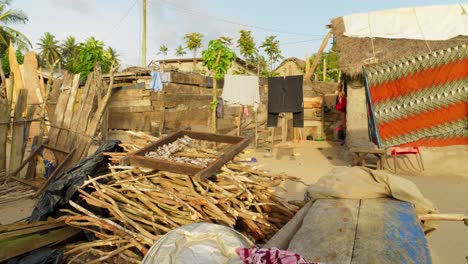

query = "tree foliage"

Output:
[[184, 32, 203, 68], [0, 0, 31, 53], [37, 32, 60, 67], [219, 36, 233, 46], [158, 45, 168, 57], [260, 35, 283, 73], [61, 36, 80, 72], [175, 45, 186, 59], [73, 37, 113, 78], [310, 43, 340, 82], [1, 48, 23, 73], [202, 39, 236, 80], [237, 30, 256, 66]]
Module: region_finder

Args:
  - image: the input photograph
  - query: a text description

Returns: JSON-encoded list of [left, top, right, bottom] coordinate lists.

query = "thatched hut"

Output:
[[330, 4, 468, 148]]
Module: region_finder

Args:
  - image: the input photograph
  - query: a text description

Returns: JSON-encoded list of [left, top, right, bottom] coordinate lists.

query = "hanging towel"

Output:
[[150, 71, 163, 92], [221, 75, 260, 112], [160, 72, 171, 85]]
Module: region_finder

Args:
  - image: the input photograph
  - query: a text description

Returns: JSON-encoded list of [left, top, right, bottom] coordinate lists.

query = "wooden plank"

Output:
[[169, 72, 206, 86], [304, 31, 332, 80], [0, 97, 9, 172], [0, 221, 66, 240], [22, 52, 43, 105], [163, 83, 201, 94], [304, 120, 322, 127], [8, 44, 24, 104], [67, 74, 91, 149], [163, 94, 211, 109], [21, 105, 35, 161], [0, 226, 79, 262], [108, 99, 151, 108], [9, 89, 28, 173], [25, 136, 39, 179], [56, 74, 79, 151], [111, 88, 151, 100], [109, 105, 154, 113], [351, 199, 431, 264], [47, 74, 72, 148], [109, 112, 151, 131], [288, 199, 359, 264], [350, 148, 387, 154]]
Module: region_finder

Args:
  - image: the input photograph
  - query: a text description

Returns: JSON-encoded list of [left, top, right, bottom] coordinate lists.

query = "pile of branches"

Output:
[[62, 164, 302, 263]]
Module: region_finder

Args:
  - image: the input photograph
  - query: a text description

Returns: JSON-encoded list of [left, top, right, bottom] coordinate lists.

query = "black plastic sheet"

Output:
[[29, 140, 122, 222]]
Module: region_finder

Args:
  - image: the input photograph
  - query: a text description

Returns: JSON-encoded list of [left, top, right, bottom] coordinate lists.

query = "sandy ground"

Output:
[[249, 141, 468, 264], [0, 141, 466, 263]]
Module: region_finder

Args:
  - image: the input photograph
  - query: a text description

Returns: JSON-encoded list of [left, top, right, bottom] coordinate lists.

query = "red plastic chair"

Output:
[[390, 146, 424, 173]]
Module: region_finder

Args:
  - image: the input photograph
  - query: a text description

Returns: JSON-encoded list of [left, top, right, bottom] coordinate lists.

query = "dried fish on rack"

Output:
[[62, 163, 303, 263], [143, 135, 224, 168]]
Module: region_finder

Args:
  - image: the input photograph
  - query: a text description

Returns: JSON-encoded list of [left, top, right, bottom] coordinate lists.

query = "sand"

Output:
[[249, 141, 468, 264], [1, 141, 466, 263]]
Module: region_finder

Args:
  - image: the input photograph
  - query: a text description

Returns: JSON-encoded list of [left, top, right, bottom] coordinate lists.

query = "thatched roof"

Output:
[[303, 80, 339, 97], [274, 57, 306, 71], [331, 17, 468, 77]]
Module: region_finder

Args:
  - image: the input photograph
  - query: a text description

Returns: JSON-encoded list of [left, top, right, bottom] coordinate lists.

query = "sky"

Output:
[[12, 0, 465, 67]]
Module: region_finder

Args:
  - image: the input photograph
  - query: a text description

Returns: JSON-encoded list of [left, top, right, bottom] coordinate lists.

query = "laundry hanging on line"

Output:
[[150, 72, 171, 92], [267, 75, 304, 128], [221, 74, 260, 112]]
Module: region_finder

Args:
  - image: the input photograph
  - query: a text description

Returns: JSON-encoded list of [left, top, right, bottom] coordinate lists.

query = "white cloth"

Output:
[[343, 4, 468, 40], [221, 75, 260, 112]]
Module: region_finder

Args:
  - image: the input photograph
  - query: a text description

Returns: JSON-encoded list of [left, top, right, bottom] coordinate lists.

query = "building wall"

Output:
[[163, 60, 256, 76], [345, 80, 374, 148], [274, 61, 303, 76]]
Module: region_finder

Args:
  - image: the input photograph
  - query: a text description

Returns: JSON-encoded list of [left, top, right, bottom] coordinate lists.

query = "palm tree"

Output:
[[61, 36, 80, 72], [183, 32, 203, 71], [106, 47, 120, 66], [219, 36, 233, 46], [0, 0, 31, 52], [175, 45, 186, 64], [157, 45, 168, 71], [37, 32, 60, 67]]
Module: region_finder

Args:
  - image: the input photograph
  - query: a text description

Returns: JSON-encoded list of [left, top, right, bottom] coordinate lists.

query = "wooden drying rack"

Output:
[[126, 130, 250, 180]]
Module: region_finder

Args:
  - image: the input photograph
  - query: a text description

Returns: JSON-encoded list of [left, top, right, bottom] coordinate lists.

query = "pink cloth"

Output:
[[236, 247, 315, 264]]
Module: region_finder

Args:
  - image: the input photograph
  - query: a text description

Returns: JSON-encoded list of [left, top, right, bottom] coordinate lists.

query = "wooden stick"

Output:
[[304, 31, 332, 81], [418, 214, 468, 222]]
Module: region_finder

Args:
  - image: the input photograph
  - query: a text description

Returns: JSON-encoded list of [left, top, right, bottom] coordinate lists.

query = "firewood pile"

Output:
[[144, 135, 228, 168], [62, 132, 303, 263]]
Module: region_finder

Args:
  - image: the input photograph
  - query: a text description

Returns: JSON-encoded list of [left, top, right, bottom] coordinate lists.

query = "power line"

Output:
[[110, 0, 139, 32], [153, 0, 324, 37]]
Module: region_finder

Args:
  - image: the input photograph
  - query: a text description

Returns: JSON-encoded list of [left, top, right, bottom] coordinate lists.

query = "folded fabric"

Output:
[[236, 246, 316, 264]]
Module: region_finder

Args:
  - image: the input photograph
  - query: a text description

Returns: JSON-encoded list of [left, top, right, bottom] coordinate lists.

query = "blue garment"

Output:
[[150, 71, 164, 92]]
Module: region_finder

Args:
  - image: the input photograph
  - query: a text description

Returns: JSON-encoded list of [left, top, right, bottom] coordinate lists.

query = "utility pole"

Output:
[[142, 0, 147, 67]]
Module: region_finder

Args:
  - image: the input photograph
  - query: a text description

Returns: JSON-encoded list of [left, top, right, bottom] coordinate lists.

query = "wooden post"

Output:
[[0, 61, 8, 173], [323, 57, 327, 81], [0, 98, 8, 173], [281, 113, 287, 143], [9, 89, 28, 174], [142, 0, 147, 67], [236, 106, 242, 136], [254, 111, 258, 148], [304, 31, 332, 80]]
